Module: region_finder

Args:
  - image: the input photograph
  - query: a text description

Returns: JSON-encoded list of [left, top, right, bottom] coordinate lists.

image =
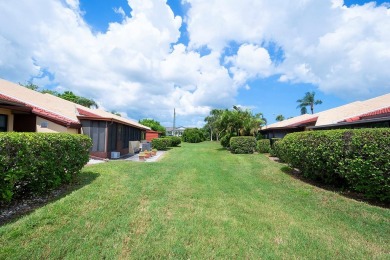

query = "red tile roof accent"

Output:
[[0, 93, 80, 127], [77, 108, 102, 118], [286, 116, 318, 127], [359, 106, 390, 118], [345, 116, 360, 122], [342, 106, 390, 122]]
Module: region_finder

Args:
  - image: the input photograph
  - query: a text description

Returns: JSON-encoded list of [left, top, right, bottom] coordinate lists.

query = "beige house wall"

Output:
[[36, 116, 78, 134], [0, 108, 14, 132]]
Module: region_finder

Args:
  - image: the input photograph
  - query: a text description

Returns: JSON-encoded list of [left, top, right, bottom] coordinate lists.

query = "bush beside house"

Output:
[[274, 128, 390, 202], [151, 138, 171, 150], [230, 136, 257, 154], [0, 133, 92, 203], [257, 139, 271, 153]]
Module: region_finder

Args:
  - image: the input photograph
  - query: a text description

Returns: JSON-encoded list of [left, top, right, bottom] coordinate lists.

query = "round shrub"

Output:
[[182, 128, 205, 143], [0, 133, 92, 203], [230, 136, 257, 154], [151, 138, 170, 150], [166, 136, 181, 147], [220, 134, 232, 148], [257, 139, 271, 153]]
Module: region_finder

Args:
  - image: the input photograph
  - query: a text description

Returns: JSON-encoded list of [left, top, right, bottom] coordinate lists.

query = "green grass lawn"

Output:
[[1, 142, 389, 259]]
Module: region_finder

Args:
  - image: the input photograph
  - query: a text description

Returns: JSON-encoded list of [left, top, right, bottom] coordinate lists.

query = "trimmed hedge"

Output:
[[151, 138, 171, 150], [165, 136, 181, 147], [182, 128, 205, 143], [0, 133, 92, 203], [270, 138, 282, 157], [230, 136, 257, 154], [274, 128, 390, 202], [257, 139, 271, 153]]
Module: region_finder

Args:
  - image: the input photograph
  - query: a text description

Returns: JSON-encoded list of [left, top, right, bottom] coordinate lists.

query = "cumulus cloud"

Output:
[[0, 0, 389, 127], [185, 0, 390, 98], [225, 44, 273, 85]]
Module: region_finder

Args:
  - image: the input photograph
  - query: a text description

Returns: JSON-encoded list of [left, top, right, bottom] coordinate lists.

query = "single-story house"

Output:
[[0, 79, 150, 159], [165, 126, 187, 136], [261, 93, 390, 138]]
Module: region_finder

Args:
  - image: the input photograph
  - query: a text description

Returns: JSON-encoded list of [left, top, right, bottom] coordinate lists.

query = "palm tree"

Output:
[[297, 91, 322, 114], [275, 114, 285, 122]]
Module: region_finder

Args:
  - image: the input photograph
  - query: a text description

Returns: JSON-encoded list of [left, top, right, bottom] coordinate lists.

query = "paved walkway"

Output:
[[87, 151, 166, 165]]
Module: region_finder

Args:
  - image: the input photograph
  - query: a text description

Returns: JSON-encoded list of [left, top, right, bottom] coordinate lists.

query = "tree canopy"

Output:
[[204, 106, 267, 142], [296, 91, 322, 114], [139, 119, 166, 135], [275, 114, 285, 122]]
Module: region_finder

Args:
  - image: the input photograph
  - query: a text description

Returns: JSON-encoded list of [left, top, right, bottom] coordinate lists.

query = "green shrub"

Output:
[[220, 134, 232, 148], [270, 138, 281, 148], [182, 128, 204, 143], [151, 138, 171, 150], [230, 136, 257, 154], [165, 136, 181, 147], [0, 133, 92, 203], [277, 128, 390, 202], [270, 139, 283, 158], [257, 139, 271, 153]]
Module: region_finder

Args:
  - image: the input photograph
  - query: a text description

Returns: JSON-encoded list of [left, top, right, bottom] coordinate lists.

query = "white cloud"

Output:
[[0, 0, 389, 127], [185, 0, 390, 98], [225, 44, 273, 85]]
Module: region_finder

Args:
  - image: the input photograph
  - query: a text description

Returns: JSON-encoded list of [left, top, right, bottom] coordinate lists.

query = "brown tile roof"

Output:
[[263, 92, 390, 131], [262, 114, 318, 130], [0, 79, 150, 130], [342, 106, 390, 122]]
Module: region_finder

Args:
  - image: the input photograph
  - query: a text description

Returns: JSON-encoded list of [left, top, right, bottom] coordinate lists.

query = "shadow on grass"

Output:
[[279, 165, 389, 209], [216, 147, 227, 152], [0, 171, 100, 226]]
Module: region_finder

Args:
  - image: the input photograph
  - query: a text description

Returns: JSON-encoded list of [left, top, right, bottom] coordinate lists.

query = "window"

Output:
[[81, 120, 106, 152], [0, 115, 7, 132]]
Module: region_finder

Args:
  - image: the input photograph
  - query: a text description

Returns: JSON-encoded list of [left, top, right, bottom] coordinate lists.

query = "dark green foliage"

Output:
[[230, 136, 257, 154], [151, 138, 171, 150], [0, 133, 92, 203], [139, 119, 166, 135], [257, 139, 271, 153], [269, 138, 282, 156], [220, 134, 232, 148], [275, 129, 390, 202], [270, 139, 283, 157], [182, 128, 205, 143], [165, 136, 181, 147]]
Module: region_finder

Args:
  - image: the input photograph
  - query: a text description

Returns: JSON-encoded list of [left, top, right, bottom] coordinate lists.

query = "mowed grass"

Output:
[[0, 142, 389, 259]]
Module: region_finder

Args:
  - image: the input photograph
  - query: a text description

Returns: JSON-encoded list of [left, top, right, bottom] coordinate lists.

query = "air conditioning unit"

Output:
[[111, 152, 120, 159]]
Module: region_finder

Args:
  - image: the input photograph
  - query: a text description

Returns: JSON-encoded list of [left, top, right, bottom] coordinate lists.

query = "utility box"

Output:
[[111, 151, 120, 159]]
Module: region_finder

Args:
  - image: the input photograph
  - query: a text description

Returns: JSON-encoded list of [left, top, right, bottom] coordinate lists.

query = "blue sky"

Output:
[[0, 0, 389, 126]]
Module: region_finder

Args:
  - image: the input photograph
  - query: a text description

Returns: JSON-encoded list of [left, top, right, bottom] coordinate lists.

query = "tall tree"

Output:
[[296, 91, 322, 114], [204, 108, 223, 141], [139, 119, 166, 136], [275, 114, 285, 121], [208, 106, 266, 140]]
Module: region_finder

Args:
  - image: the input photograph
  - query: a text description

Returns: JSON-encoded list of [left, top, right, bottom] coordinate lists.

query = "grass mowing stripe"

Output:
[[0, 142, 389, 259]]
